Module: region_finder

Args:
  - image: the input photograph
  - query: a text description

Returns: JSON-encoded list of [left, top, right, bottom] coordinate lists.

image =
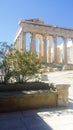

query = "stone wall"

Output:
[[0, 92, 57, 112], [0, 84, 70, 112]]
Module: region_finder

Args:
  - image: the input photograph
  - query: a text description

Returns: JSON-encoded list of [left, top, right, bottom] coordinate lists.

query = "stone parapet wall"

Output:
[[0, 84, 70, 112], [0, 92, 57, 112]]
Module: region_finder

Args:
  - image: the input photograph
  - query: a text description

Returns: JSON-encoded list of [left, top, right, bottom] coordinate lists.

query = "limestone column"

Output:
[[47, 36, 51, 63], [14, 40, 17, 49], [17, 36, 20, 51], [38, 35, 43, 62], [20, 32, 26, 51], [16, 39, 18, 49], [53, 36, 57, 63], [30, 33, 36, 52], [63, 37, 67, 64], [16, 37, 19, 50], [42, 35, 47, 63], [71, 38, 73, 64]]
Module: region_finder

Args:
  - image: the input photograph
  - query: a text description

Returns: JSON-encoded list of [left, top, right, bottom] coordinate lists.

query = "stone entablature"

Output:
[[18, 19, 73, 38], [14, 18, 73, 64]]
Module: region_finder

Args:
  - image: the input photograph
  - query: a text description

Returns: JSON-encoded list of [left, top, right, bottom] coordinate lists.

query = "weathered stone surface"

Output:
[[0, 91, 57, 112], [14, 18, 73, 64], [56, 84, 70, 106], [63, 64, 73, 70], [0, 83, 70, 112]]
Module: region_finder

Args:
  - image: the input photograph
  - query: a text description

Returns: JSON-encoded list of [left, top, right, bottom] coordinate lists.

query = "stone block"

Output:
[[56, 84, 70, 106]]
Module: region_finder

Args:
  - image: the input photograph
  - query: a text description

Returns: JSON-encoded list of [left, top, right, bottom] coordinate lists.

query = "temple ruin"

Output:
[[14, 18, 73, 64]]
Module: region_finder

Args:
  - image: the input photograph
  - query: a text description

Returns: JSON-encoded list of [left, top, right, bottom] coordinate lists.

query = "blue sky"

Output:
[[0, 0, 73, 44]]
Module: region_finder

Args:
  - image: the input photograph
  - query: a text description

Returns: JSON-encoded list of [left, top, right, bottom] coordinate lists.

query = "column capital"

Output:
[[37, 34, 42, 39], [47, 35, 51, 40], [62, 37, 67, 41], [20, 31, 26, 36], [53, 35, 58, 40], [43, 34, 47, 38], [30, 32, 36, 36], [53, 34, 57, 37]]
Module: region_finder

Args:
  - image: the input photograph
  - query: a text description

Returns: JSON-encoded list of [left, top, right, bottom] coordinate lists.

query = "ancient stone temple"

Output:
[[14, 18, 73, 64]]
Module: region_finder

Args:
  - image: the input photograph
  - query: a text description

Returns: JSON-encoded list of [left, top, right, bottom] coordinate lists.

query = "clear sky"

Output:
[[0, 0, 73, 44]]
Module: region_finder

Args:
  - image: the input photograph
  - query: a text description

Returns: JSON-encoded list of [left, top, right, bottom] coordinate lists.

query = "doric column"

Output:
[[53, 36, 57, 63], [71, 38, 73, 64], [20, 32, 26, 51], [47, 36, 51, 63], [30, 33, 36, 52], [14, 40, 17, 49], [63, 37, 67, 64], [17, 36, 20, 51], [42, 35, 47, 63], [38, 35, 43, 62], [17, 36, 19, 50]]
